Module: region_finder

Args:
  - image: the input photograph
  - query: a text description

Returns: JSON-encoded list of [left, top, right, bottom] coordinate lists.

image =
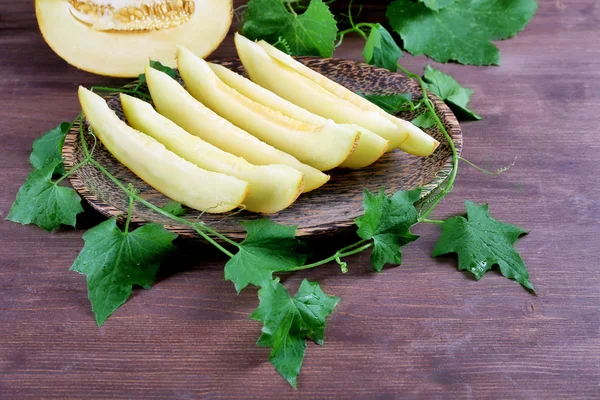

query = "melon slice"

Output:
[[120, 94, 304, 213], [143, 65, 329, 192], [78, 87, 248, 213], [177, 46, 360, 171], [209, 62, 390, 169], [234, 34, 407, 149], [36, 0, 232, 77], [257, 39, 440, 156], [234, 34, 439, 156]]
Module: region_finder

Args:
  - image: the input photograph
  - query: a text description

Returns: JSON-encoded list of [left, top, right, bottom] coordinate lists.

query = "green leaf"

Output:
[[355, 188, 421, 271], [7, 160, 83, 232], [362, 24, 402, 72], [30, 122, 71, 175], [251, 279, 339, 388], [224, 219, 309, 293], [423, 64, 481, 120], [411, 112, 436, 129], [418, 0, 457, 11], [71, 219, 177, 326], [432, 200, 533, 290], [387, 0, 538, 65], [138, 60, 178, 83], [359, 92, 413, 114], [161, 200, 186, 217], [242, 0, 338, 57]]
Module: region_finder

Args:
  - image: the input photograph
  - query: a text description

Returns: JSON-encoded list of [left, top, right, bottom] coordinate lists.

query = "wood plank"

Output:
[[1, 1, 599, 398]]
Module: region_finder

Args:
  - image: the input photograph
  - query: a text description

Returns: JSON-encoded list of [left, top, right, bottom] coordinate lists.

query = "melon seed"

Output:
[[68, 0, 196, 31]]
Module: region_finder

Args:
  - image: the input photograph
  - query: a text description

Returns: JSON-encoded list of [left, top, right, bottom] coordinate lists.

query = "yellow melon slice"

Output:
[[79, 87, 248, 213], [234, 34, 407, 149], [120, 94, 304, 213], [209, 62, 390, 169], [257, 39, 440, 156], [143, 65, 330, 192], [36, 0, 232, 77], [177, 46, 360, 171]]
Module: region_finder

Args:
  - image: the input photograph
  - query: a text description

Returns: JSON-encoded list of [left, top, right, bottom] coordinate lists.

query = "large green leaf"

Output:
[[242, 0, 338, 57], [71, 219, 177, 325], [387, 0, 538, 65], [251, 279, 339, 387], [432, 200, 533, 290]]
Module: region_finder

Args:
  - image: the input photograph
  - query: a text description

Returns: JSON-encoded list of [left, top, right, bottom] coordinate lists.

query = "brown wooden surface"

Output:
[[1, 1, 599, 399]]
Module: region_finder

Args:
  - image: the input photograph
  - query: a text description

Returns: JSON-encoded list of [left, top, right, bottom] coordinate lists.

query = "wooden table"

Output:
[[2, 1, 599, 398]]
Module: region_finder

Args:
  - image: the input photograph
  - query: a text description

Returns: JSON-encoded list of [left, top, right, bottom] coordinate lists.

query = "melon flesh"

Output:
[[143, 65, 330, 192], [78, 87, 248, 213], [177, 46, 360, 171], [36, 0, 232, 77], [120, 94, 305, 214], [234, 34, 407, 148], [209, 63, 390, 169], [257, 39, 440, 157]]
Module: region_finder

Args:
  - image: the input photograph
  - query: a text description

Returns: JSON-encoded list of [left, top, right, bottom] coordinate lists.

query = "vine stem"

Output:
[[133, 81, 143, 92], [285, 1, 297, 16], [90, 86, 151, 101], [124, 191, 134, 233], [337, 15, 459, 222], [54, 159, 89, 185], [341, 0, 369, 41], [396, 64, 460, 220], [420, 218, 444, 225], [459, 155, 516, 176], [288, 239, 372, 271], [337, 25, 369, 41]]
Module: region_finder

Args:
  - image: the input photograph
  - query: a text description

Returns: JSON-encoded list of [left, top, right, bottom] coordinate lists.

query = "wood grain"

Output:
[[62, 58, 461, 239], [1, 1, 600, 399]]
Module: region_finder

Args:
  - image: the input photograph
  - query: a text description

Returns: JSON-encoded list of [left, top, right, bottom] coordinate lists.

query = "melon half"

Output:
[[36, 0, 232, 77]]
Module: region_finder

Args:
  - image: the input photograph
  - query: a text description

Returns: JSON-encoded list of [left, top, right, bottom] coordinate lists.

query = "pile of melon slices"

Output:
[[79, 34, 440, 214]]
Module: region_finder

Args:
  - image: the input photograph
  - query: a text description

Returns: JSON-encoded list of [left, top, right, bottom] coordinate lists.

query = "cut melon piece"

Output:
[[144, 65, 329, 192], [120, 94, 304, 213], [257, 39, 440, 157], [36, 0, 232, 77], [78, 87, 248, 213], [210, 62, 390, 169], [235, 34, 408, 150], [177, 46, 360, 171]]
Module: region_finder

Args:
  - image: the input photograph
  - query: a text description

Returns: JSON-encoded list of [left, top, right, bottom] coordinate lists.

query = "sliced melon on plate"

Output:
[[177, 46, 360, 171], [78, 87, 248, 213], [143, 65, 329, 192], [209, 62, 390, 169], [120, 94, 304, 213], [36, 0, 232, 77]]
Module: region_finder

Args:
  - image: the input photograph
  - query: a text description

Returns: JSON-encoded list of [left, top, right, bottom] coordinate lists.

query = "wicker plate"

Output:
[[63, 57, 462, 239]]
